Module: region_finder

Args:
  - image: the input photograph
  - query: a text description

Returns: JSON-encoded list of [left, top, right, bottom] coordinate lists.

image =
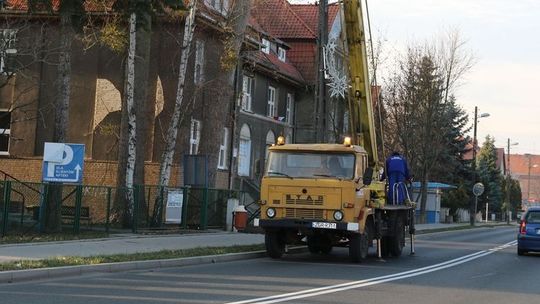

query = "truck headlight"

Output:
[[333, 210, 344, 221], [266, 208, 276, 218]]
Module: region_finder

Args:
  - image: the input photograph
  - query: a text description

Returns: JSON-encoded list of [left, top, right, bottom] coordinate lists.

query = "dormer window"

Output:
[[278, 47, 286, 62], [261, 38, 270, 54]]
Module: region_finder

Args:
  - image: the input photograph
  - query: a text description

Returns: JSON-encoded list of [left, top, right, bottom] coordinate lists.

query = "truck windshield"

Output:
[[265, 151, 355, 179]]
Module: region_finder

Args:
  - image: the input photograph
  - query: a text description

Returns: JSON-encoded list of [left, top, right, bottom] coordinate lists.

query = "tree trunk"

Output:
[[43, 10, 74, 233], [151, 1, 198, 226], [198, 0, 253, 187], [123, 12, 137, 228]]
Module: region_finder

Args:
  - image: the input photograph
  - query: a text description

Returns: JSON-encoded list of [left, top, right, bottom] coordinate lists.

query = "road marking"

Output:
[[226, 240, 517, 304]]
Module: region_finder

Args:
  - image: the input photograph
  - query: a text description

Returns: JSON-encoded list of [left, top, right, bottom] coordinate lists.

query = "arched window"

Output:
[[265, 130, 275, 160], [238, 124, 252, 176]]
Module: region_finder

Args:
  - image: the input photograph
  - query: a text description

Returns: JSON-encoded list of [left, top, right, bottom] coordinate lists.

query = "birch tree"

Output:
[[112, 0, 186, 227], [152, 0, 253, 225], [151, 0, 197, 225]]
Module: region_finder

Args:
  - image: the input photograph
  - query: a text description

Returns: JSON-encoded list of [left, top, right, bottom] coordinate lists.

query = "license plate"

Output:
[[312, 222, 337, 229]]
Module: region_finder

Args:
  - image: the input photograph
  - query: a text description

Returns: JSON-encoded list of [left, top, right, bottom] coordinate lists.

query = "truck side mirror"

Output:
[[362, 167, 374, 185]]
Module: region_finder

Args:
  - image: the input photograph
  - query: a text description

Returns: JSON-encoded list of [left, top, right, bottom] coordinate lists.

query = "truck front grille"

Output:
[[285, 194, 324, 206], [285, 208, 324, 219]]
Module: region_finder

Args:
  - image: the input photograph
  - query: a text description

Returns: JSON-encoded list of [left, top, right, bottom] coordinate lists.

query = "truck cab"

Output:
[[256, 138, 392, 261]]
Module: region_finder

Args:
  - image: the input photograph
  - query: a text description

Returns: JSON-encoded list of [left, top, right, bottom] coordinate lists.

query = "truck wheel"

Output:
[[349, 233, 369, 262], [307, 236, 321, 254], [380, 237, 390, 258], [265, 231, 285, 259], [320, 244, 333, 254], [389, 219, 405, 257]]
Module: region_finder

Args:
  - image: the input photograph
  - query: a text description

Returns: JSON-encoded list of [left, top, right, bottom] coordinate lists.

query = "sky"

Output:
[[289, 0, 540, 155]]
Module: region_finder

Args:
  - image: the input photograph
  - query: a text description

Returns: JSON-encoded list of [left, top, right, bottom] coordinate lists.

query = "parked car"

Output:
[[517, 207, 540, 255]]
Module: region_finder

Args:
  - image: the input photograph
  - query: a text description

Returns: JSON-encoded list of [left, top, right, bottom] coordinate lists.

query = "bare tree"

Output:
[[383, 32, 474, 222]]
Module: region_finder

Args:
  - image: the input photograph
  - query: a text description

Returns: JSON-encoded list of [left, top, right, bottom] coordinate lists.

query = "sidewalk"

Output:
[[0, 222, 505, 263]]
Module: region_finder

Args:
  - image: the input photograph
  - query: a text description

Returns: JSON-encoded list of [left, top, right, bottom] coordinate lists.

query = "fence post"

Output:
[[106, 187, 111, 233], [200, 187, 208, 230], [38, 184, 49, 233], [132, 185, 139, 233], [74, 185, 83, 234], [1, 181, 11, 237], [182, 187, 189, 229]]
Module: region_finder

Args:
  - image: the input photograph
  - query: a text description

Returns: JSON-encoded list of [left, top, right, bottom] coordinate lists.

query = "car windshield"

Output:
[[526, 211, 540, 224], [265, 151, 355, 179]]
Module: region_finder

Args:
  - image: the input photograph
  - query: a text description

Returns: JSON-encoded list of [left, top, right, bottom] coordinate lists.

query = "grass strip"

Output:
[[0, 231, 109, 245], [0, 244, 265, 272], [417, 223, 513, 235]]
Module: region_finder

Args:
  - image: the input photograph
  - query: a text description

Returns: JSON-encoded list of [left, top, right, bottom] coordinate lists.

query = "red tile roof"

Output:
[[246, 50, 304, 84], [509, 154, 540, 175], [286, 41, 316, 84], [290, 3, 340, 35], [251, 0, 316, 39]]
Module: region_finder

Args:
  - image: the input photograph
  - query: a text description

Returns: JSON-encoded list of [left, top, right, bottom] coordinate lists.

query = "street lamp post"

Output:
[[506, 139, 518, 223], [470, 106, 490, 226]]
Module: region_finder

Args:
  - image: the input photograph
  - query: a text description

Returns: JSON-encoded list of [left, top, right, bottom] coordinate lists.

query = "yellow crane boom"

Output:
[[342, 0, 379, 168]]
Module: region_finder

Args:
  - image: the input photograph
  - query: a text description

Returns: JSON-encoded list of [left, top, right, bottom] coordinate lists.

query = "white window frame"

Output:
[[0, 29, 17, 75], [267, 86, 276, 118], [205, 0, 229, 15], [217, 127, 229, 170], [277, 47, 286, 62], [261, 38, 270, 54], [0, 109, 11, 155], [242, 76, 253, 112], [238, 124, 251, 177], [194, 40, 205, 85], [286, 93, 294, 124], [189, 118, 201, 155]]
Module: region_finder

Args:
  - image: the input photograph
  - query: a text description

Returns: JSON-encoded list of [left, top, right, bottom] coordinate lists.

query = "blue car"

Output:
[[517, 207, 540, 255]]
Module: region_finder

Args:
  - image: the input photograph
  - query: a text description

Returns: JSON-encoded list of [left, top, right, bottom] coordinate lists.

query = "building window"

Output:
[[0, 29, 17, 74], [242, 76, 253, 112], [277, 47, 286, 62], [286, 93, 294, 124], [238, 124, 251, 177], [218, 127, 229, 169], [194, 40, 205, 85], [267, 86, 276, 118], [265, 130, 275, 160], [0, 110, 11, 155], [189, 118, 201, 154], [261, 38, 270, 54], [205, 0, 229, 15]]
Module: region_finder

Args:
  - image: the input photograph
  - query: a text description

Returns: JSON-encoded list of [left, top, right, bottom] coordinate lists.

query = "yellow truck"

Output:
[[254, 0, 415, 262]]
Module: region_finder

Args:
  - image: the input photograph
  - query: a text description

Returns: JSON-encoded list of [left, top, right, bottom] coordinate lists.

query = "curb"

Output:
[[0, 247, 306, 284]]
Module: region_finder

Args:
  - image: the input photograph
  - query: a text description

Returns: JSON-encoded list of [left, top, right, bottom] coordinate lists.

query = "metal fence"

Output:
[[0, 180, 244, 237]]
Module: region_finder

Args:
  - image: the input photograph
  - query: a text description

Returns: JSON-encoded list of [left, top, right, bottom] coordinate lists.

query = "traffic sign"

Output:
[[42, 143, 85, 183], [473, 182, 484, 197]]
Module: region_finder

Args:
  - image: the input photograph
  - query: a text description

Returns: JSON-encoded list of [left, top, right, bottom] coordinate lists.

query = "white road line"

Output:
[[226, 240, 516, 304]]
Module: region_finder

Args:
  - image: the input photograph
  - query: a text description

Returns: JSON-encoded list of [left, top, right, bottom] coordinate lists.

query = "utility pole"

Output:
[[506, 139, 518, 223], [470, 106, 489, 226], [315, 0, 328, 143], [470, 106, 478, 226]]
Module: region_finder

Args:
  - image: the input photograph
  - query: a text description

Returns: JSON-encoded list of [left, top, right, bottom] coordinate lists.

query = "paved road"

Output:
[[0, 226, 537, 304]]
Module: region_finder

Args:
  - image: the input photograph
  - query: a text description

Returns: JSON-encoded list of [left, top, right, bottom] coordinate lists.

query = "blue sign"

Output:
[[42, 143, 85, 183]]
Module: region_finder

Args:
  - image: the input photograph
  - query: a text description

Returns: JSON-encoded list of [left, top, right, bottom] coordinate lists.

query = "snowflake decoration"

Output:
[[323, 38, 348, 99]]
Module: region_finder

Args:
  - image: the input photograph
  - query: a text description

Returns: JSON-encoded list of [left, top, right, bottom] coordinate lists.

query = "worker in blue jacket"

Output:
[[385, 151, 410, 205]]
